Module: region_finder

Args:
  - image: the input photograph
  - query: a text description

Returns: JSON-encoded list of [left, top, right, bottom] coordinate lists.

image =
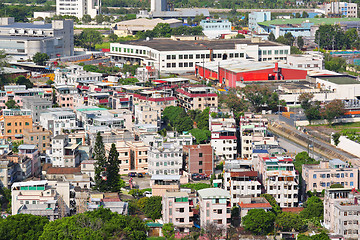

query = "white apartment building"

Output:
[[287, 53, 323, 70], [134, 103, 160, 129], [0, 17, 74, 61], [259, 155, 299, 208], [324, 2, 357, 18], [223, 171, 262, 207], [324, 188, 360, 239], [239, 113, 268, 159], [148, 143, 182, 175], [210, 115, 237, 160], [108, 38, 290, 74], [11, 180, 71, 219], [40, 109, 77, 136], [162, 191, 194, 232], [50, 135, 80, 167], [56, 0, 101, 18], [198, 188, 231, 230], [54, 65, 102, 86]]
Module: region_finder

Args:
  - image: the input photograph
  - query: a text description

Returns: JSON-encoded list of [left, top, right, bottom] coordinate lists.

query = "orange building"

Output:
[[2, 109, 32, 140]]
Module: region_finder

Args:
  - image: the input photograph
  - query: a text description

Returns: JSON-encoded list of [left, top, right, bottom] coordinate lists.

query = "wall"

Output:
[[336, 135, 360, 158]]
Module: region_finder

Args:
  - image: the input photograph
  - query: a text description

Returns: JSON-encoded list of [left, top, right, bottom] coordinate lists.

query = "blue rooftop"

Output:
[[253, 149, 269, 154], [0, 22, 53, 29]]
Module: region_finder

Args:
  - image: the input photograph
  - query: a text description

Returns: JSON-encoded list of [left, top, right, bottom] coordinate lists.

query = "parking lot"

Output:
[[122, 175, 151, 190]]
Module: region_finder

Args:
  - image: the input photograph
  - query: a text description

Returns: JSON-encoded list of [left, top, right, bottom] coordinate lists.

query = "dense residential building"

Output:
[[40, 109, 77, 136], [109, 38, 290, 74], [209, 115, 237, 160], [22, 97, 52, 122], [175, 86, 218, 111], [239, 113, 268, 159], [198, 188, 231, 230], [56, 0, 101, 18], [302, 159, 359, 193], [0, 17, 74, 61], [323, 2, 358, 18], [11, 180, 72, 219], [18, 144, 41, 177], [183, 144, 214, 176], [224, 171, 262, 207], [1, 109, 32, 140], [256, 155, 299, 208], [50, 135, 81, 167], [54, 65, 102, 86], [151, 175, 181, 196], [105, 141, 149, 174], [162, 191, 194, 232], [23, 125, 51, 154], [324, 188, 360, 239], [148, 143, 182, 175], [200, 19, 232, 38]]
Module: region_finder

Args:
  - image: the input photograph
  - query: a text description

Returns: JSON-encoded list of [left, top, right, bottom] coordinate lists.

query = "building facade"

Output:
[[56, 0, 101, 18], [0, 17, 74, 61], [183, 144, 214, 176]]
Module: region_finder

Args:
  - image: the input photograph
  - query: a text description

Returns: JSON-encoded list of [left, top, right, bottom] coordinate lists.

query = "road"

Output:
[[267, 114, 357, 161], [275, 134, 325, 160]]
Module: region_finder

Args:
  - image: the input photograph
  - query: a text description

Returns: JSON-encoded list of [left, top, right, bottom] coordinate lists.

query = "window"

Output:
[[350, 173, 354, 177], [31, 137, 34, 141], [172, 55, 176, 59], [284, 50, 289, 54], [350, 181, 354, 186], [179, 55, 183, 59], [189, 62, 193, 67], [199, 161, 203, 165], [313, 174, 317, 179], [179, 63, 183, 67], [199, 153, 203, 157], [167, 63, 171, 68], [172, 63, 176, 68], [167, 55, 171, 60], [199, 169, 203, 173], [25, 122, 29, 125], [7, 130, 11, 133]]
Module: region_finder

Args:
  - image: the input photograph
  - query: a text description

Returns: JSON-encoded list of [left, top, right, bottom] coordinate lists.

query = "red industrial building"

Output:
[[195, 60, 308, 88]]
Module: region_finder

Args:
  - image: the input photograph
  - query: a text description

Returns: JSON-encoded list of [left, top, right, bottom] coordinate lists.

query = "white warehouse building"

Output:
[[108, 38, 290, 74]]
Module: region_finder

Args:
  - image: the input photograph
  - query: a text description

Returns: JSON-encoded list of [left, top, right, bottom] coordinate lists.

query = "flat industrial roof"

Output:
[[259, 18, 360, 27], [318, 76, 360, 85], [116, 38, 286, 52]]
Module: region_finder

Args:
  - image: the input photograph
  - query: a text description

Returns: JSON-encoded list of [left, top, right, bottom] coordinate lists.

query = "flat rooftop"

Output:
[[259, 18, 360, 27], [116, 38, 286, 52], [318, 76, 360, 85]]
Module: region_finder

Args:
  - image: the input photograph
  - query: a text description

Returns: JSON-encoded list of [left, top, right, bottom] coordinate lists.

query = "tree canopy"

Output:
[[0, 214, 49, 240], [75, 29, 103, 50], [33, 52, 49, 66], [300, 196, 324, 220], [242, 209, 275, 235], [143, 196, 162, 220], [39, 208, 148, 240], [275, 212, 306, 232]]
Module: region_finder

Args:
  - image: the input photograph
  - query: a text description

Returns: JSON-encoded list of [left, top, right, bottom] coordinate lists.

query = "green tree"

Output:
[[189, 128, 211, 144], [284, 32, 295, 46], [242, 209, 275, 235], [153, 23, 172, 37], [332, 132, 341, 146], [295, 12, 301, 18], [195, 107, 210, 130], [39, 208, 148, 240], [268, 32, 276, 41], [82, 14, 92, 23], [93, 132, 107, 191], [291, 46, 302, 54], [162, 223, 175, 240], [46, 79, 54, 86], [15, 75, 33, 89], [33, 52, 49, 66], [330, 183, 344, 188], [302, 11, 309, 18], [137, 197, 149, 211], [106, 143, 122, 192], [322, 99, 346, 125], [241, 85, 272, 112], [77, 29, 103, 50], [324, 55, 347, 72], [0, 214, 49, 240], [297, 36, 304, 49], [294, 151, 319, 175], [5, 99, 19, 109], [108, 33, 119, 42], [144, 196, 162, 220], [129, 189, 143, 199], [260, 194, 281, 215], [275, 212, 306, 232], [300, 196, 324, 220], [299, 93, 314, 111], [95, 14, 104, 24]]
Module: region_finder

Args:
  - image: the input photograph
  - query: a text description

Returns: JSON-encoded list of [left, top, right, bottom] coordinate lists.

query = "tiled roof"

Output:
[[282, 207, 304, 213], [230, 171, 258, 177], [46, 167, 81, 174], [176, 88, 217, 98], [239, 202, 272, 209]]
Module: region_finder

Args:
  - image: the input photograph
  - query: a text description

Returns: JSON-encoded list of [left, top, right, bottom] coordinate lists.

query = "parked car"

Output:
[[137, 173, 144, 178], [128, 172, 137, 177]]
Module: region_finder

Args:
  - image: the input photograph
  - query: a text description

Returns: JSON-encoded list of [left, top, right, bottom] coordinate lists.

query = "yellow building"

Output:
[[2, 109, 32, 140]]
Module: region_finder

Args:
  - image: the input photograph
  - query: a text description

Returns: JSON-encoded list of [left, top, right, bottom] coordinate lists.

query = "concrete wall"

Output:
[[336, 136, 360, 158]]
